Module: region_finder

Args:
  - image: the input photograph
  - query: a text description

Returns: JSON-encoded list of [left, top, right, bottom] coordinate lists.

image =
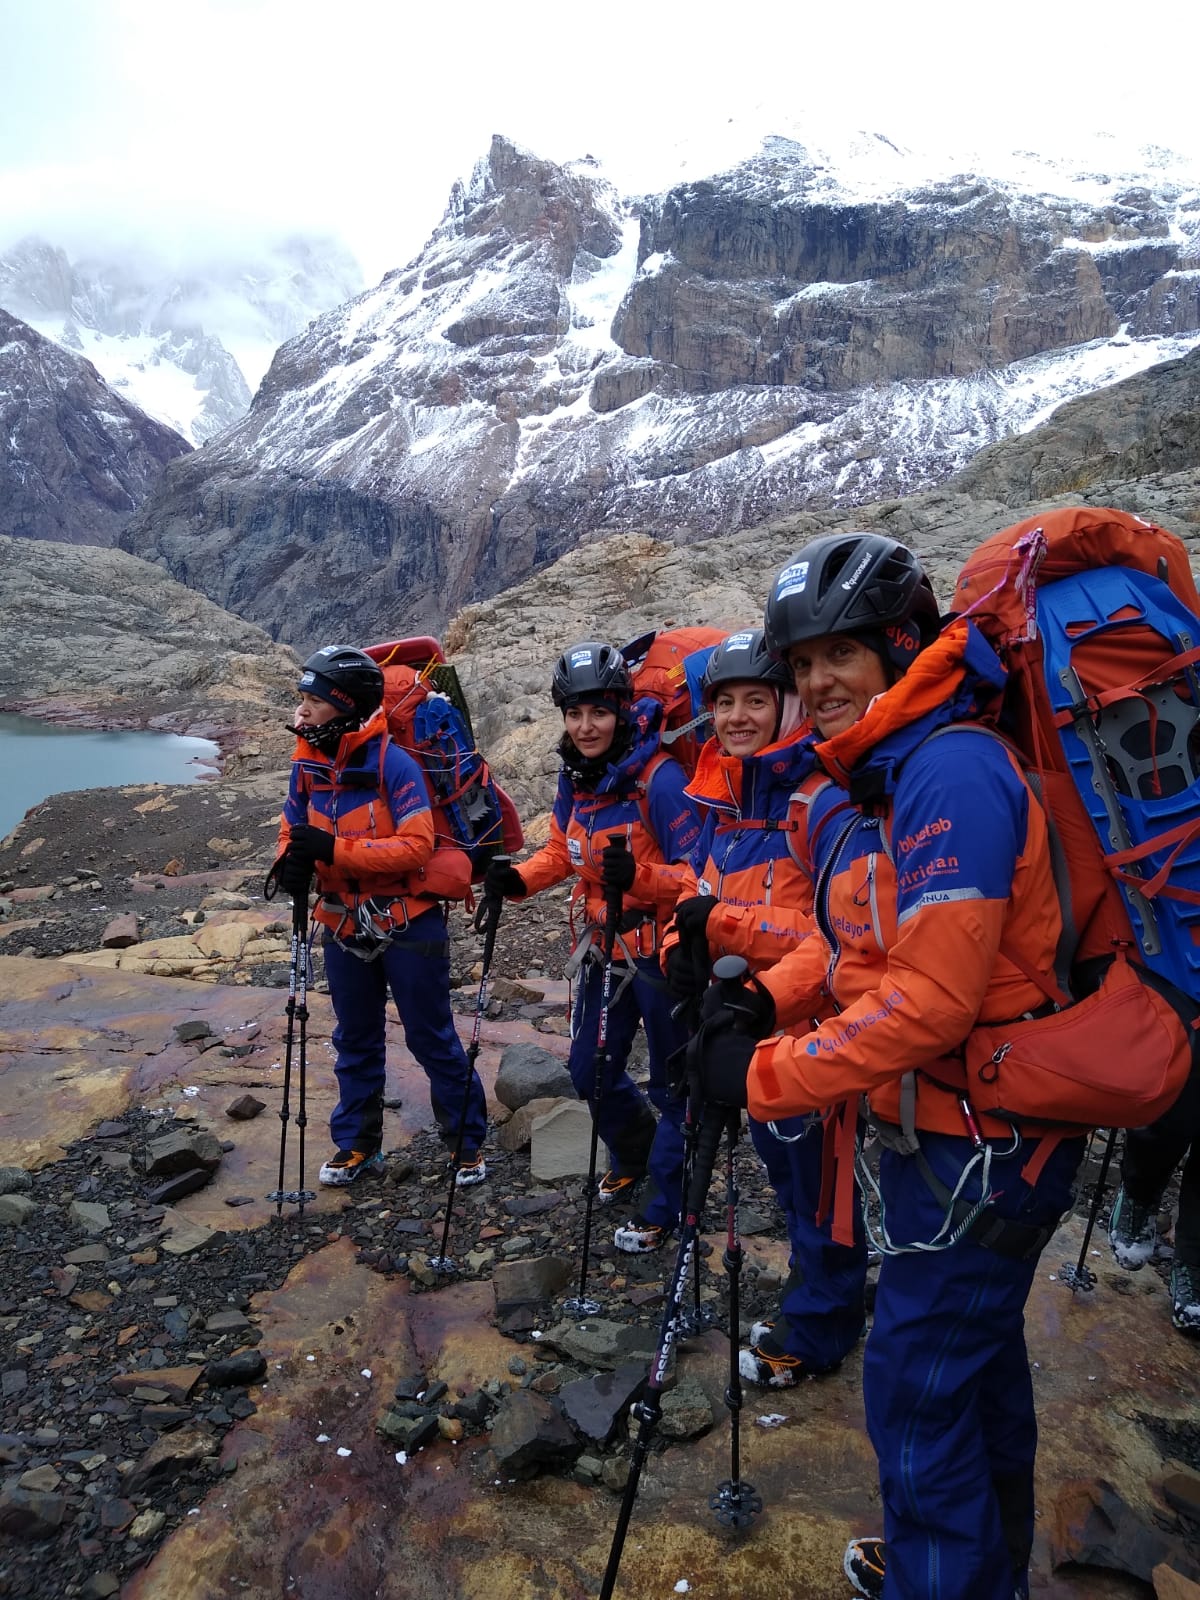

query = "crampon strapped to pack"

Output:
[[364, 638, 523, 901], [621, 626, 725, 777], [944, 506, 1200, 1130]]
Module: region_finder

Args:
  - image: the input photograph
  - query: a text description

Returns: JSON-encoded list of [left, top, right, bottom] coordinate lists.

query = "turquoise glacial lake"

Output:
[[0, 714, 220, 843]]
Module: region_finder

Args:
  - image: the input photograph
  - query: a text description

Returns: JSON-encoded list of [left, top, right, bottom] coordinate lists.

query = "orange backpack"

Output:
[[621, 626, 726, 778], [363, 638, 524, 901], [940, 507, 1198, 1130]]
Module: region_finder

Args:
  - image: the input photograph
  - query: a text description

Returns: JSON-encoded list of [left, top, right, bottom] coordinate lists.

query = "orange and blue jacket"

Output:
[[663, 727, 820, 972], [516, 698, 703, 954], [279, 709, 437, 936], [748, 619, 1063, 1143]]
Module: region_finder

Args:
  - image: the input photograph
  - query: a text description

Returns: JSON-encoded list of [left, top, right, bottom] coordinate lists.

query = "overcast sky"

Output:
[[2, 0, 1199, 283]]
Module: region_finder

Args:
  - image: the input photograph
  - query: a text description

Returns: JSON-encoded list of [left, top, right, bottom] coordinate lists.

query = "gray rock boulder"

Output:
[[494, 1042, 575, 1110]]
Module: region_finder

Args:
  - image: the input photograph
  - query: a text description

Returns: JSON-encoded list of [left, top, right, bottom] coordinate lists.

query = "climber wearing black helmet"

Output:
[[484, 640, 702, 1254], [662, 628, 869, 1388], [691, 535, 1083, 1600], [276, 646, 488, 1189]]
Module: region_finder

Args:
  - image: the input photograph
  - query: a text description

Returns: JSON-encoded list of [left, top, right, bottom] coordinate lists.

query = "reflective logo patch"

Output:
[[774, 560, 809, 600]]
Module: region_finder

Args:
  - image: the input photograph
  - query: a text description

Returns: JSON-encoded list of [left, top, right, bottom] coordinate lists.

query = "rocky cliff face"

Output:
[[0, 532, 298, 756], [0, 310, 192, 546], [119, 134, 1200, 648], [445, 343, 1200, 827], [949, 343, 1200, 503]]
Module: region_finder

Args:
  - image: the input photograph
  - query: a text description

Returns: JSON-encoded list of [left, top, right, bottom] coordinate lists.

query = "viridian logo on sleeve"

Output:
[[806, 990, 905, 1053]]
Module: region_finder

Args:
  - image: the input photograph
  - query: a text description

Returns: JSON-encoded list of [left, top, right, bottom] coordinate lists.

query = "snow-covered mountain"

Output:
[[115, 131, 1200, 647], [0, 235, 363, 444], [0, 308, 191, 545]]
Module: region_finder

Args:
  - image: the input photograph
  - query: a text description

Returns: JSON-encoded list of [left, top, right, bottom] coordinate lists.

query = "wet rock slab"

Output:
[[2, 954, 1198, 1599]]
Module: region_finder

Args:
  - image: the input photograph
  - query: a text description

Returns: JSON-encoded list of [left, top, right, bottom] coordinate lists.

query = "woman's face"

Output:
[[787, 635, 890, 739], [295, 692, 341, 729], [712, 682, 779, 758], [564, 702, 618, 759]]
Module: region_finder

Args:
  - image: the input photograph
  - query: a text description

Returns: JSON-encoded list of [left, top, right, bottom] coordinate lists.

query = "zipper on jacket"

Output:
[[814, 813, 859, 996]]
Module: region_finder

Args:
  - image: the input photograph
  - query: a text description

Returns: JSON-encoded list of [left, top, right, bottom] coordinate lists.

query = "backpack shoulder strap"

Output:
[[634, 749, 673, 834], [886, 720, 1075, 1004]]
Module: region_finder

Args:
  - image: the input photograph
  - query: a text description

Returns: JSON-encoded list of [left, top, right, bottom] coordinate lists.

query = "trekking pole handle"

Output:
[[602, 832, 627, 941], [474, 852, 512, 936], [713, 954, 750, 1004], [479, 853, 510, 977]]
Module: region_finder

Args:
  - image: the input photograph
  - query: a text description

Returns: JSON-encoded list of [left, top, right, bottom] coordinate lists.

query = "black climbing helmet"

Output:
[[550, 641, 633, 709], [762, 533, 939, 658], [297, 646, 384, 720], [701, 629, 794, 703]]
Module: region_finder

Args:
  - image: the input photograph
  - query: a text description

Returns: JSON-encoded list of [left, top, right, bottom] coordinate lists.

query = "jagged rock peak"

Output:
[[0, 231, 364, 445], [439, 135, 622, 256], [120, 133, 1200, 651], [0, 308, 191, 546]]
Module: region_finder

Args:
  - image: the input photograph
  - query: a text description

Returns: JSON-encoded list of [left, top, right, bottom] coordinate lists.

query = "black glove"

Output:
[[671, 894, 717, 950], [699, 973, 777, 1039], [287, 824, 335, 868], [688, 1012, 758, 1109], [600, 841, 637, 897], [276, 852, 314, 900], [665, 941, 709, 1005], [484, 859, 527, 900]]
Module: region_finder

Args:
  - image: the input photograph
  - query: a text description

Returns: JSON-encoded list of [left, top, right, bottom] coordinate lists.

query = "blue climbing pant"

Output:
[[568, 950, 688, 1230], [322, 907, 487, 1157], [863, 1131, 1083, 1599], [749, 1112, 867, 1369]]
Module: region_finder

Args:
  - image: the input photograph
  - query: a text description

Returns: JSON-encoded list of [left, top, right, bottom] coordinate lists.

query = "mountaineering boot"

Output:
[[318, 1149, 387, 1186], [845, 1533, 1031, 1598], [613, 1215, 668, 1253], [1171, 1261, 1200, 1332], [454, 1152, 488, 1188], [1108, 1186, 1162, 1269], [843, 1536, 885, 1599], [597, 1169, 642, 1206], [738, 1327, 807, 1389], [748, 1317, 775, 1345]]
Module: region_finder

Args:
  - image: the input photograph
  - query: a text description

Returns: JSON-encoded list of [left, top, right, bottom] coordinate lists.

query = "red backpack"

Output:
[[363, 638, 523, 902], [941, 507, 1198, 1130]]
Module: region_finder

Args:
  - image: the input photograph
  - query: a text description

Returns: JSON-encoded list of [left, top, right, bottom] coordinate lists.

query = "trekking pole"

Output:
[[673, 1028, 716, 1338], [428, 859, 508, 1277], [563, 834, 626, 1319], [267, 887, 317, 1215], [600, 1102, 726, 1599], [1060, 1125, 1120, 1293], [710, 1104, 761, 1530], [673, 938, 719, 1339]]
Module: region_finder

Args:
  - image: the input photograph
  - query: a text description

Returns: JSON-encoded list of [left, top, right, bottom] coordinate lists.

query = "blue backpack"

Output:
[[365, 638, 524, 896], [955, 506, 1200, 1000]]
